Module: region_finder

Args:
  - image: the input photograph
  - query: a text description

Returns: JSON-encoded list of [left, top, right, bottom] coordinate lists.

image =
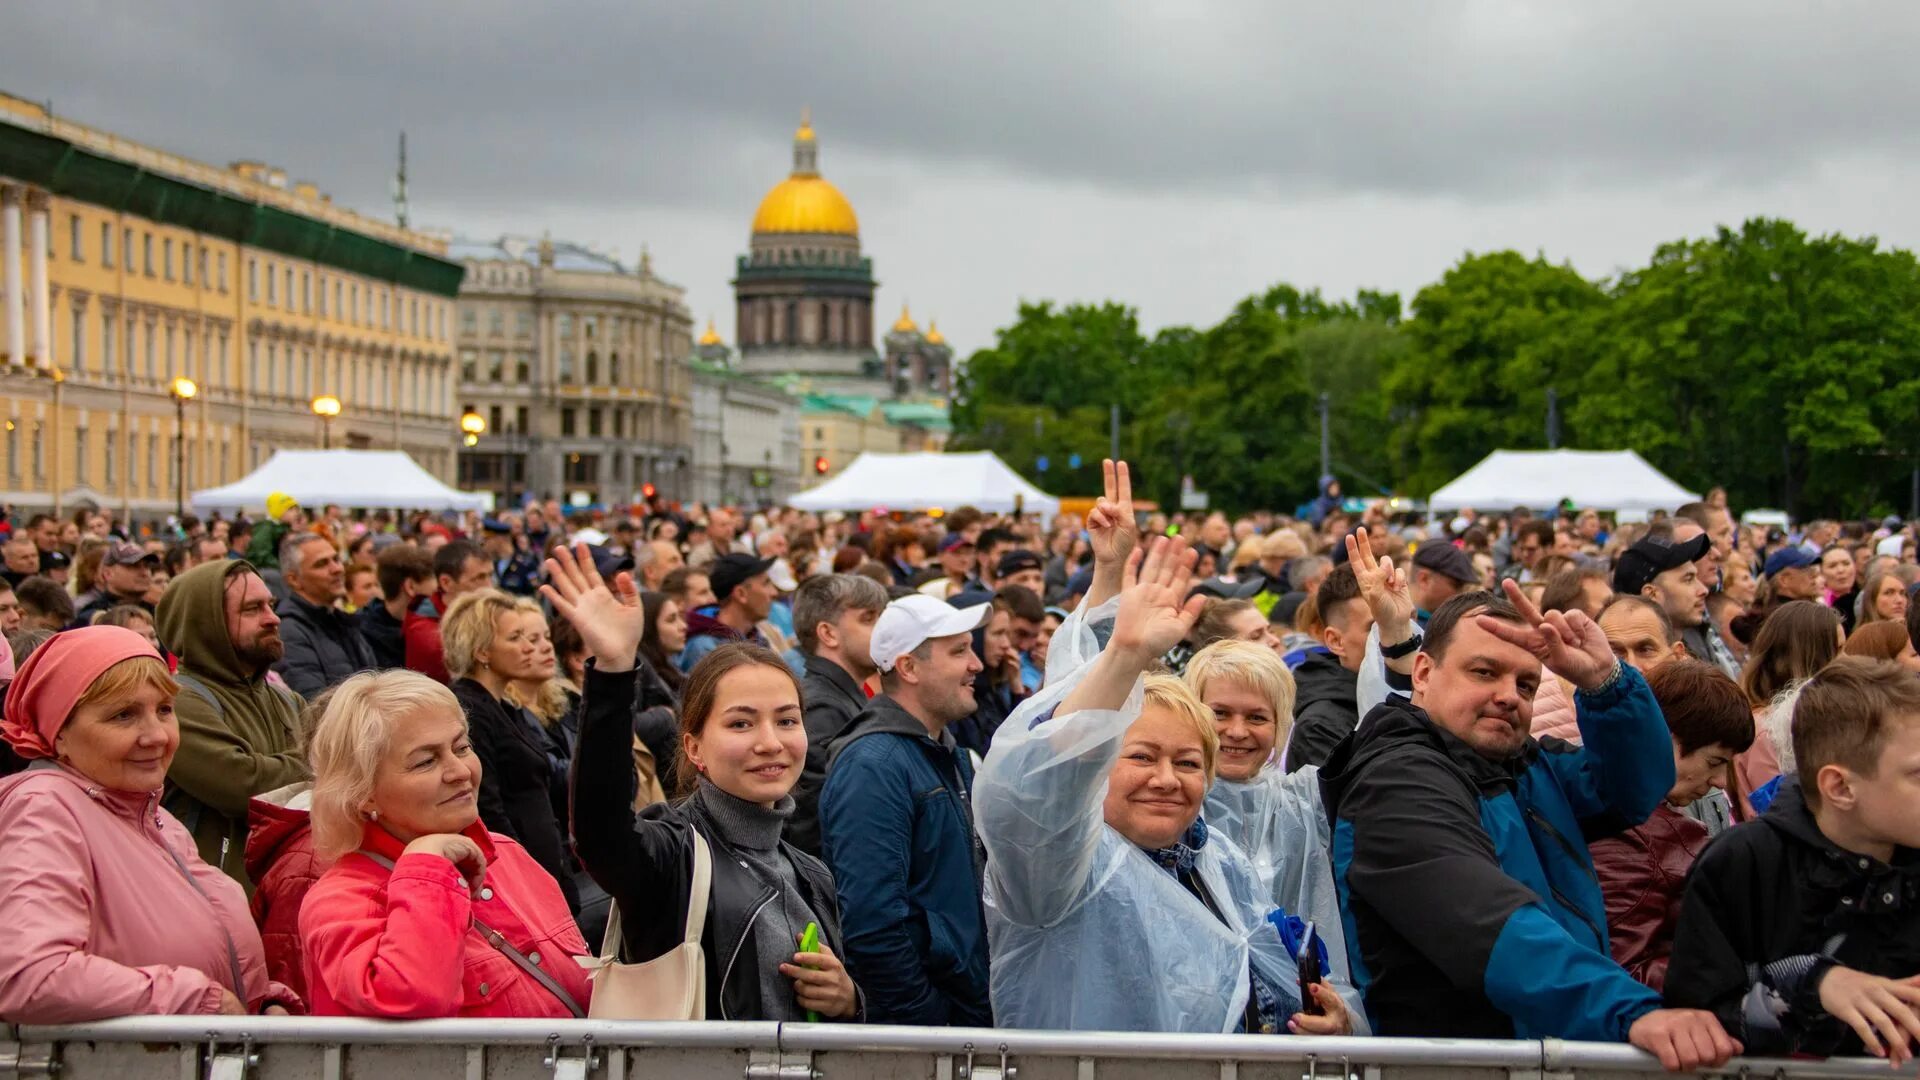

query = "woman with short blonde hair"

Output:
[[440, 588, 577, 913], [298, 669, 591, 1018]]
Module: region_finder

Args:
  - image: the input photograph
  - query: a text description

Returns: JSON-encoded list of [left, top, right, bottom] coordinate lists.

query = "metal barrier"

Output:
[[2, 1019, 1913, 1080]]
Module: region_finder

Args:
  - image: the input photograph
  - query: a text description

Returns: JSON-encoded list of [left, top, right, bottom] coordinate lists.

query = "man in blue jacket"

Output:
[[1320, 541, 1741, 1072], [820, 593, 992, 1027]]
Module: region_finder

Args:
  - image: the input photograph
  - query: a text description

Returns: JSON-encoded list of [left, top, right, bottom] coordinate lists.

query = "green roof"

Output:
[[0, 118, 464, 297], [880, 401, 952, 428], [801, 393, 879, 418]]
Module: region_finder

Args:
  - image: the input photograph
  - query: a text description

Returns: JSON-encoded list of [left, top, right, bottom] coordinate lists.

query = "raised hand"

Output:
[[1345, 529, 1415, 643], [1109, 536, 1207, 661], [1478, 577, 1618, 691], [1086, 458, 1140, 570], [541, 542, 644, 673]]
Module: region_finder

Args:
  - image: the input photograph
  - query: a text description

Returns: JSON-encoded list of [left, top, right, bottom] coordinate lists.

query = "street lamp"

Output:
[[169, 377, 198, 518], [460, 409, 486, 448], [311, 394, 342, 449]]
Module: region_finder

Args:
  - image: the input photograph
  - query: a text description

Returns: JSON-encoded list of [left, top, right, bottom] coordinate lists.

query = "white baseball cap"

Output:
[[871, 594, 992, 673]]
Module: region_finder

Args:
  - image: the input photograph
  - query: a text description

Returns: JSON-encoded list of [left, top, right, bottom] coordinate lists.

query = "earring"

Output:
[[365, 809, 379, 822]]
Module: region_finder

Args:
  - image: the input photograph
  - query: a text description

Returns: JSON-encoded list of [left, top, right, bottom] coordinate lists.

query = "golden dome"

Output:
[[751, 110, 859, 237], [924, 319, 945, 345], [698, 318, 722, 347], [892, 303, 919, 334]]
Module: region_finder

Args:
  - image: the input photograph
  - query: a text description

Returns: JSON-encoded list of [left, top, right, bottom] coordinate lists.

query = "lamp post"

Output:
[[311, 394, 342, 449], [169, 377, 198, 519], [460, 409, 486, 448]]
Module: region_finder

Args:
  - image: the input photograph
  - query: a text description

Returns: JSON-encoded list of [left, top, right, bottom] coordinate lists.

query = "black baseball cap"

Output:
[[997, 549, 1044, 577], [709, 552, 776, 601], [1612, 533, 1710, 596], [1412, 539, 1478, 585], [1189, 574, 1265, 601]]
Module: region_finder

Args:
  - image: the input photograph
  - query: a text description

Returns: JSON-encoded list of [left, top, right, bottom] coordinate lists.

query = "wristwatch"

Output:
[[1380, 632, 1422, 660]]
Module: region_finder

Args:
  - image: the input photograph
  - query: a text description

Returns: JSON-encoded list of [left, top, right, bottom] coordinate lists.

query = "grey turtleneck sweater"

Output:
[[693, 781, 821, 1020]]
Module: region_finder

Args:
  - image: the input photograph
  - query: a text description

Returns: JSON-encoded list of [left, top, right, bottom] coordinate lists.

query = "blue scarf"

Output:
[[1147, 817, 1286, 1033]]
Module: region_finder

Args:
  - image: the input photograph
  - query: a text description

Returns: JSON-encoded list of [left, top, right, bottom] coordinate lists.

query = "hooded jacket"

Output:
[[245, 782, 320, 1005], [819, 694, 992, 1027], [155, 559, 307, 888], [677, 605, 766, 672], [1318, 665, 1672, 1041], [1666, 780, 1920, 1058], [788, 652, 870, 856], [272, 590, 377, 699], [0, 761, 299, 1022], [1284, 651, 1359, 773], [354, 596, 406, 669]]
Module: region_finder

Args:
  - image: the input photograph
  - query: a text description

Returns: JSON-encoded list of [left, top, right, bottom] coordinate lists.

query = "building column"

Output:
[[2, 185, 22, 367], [28, 191, 51, 369]]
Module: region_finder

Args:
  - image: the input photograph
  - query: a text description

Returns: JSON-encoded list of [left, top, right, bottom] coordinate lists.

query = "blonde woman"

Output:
[[975, 535, 1351, 1035], [441, 588, 576, 912], [298, 670, 591, 1017], [1186, 640, 1363, 1025]]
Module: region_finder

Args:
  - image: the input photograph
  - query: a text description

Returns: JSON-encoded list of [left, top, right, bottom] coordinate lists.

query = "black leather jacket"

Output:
[[571, 663, 858, 1022]]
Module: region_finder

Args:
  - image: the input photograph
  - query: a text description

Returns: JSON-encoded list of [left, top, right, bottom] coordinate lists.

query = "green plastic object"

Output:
[[799, 922, 822, 1023]]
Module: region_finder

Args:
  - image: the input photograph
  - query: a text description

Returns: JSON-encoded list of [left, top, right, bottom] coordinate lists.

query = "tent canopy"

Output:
[[1427, 450, 1700, 514], [190, 449, 493, 513], [789, 451, 1060, 515]]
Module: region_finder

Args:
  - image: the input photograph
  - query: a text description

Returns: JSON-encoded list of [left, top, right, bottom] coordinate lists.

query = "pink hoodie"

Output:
[[0, 763, 298, 1022]]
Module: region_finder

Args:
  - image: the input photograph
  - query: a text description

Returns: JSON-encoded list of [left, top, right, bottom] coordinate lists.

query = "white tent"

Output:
[[190, 449, 493, 513], [789, 451, 1060, 515], [1427, 450, 1700, 513]]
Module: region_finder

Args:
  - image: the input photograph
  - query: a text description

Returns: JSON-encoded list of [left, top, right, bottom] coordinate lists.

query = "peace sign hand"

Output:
[[1477, 578, 1618, 691], [1086, 458, 1140, 571], [1344, 529, 1415, 644], [540, 542, 644, 673]]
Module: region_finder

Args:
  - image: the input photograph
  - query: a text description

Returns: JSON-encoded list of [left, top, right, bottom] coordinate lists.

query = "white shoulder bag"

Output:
[[578, 827, 712, 1019]]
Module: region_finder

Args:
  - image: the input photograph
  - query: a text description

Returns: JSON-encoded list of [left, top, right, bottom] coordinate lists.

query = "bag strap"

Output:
[[596, 825, 711, 964], [356, 849, 585, 1019]]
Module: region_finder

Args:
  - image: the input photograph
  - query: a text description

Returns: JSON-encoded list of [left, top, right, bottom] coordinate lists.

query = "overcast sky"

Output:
[[7, 2, 1919, 355]]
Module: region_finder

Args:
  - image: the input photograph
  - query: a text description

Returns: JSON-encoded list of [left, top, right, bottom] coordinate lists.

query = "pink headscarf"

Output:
[[0, 626, 162, 760]]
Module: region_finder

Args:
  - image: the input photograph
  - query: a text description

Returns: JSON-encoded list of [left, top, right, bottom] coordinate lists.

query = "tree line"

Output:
[[948, 218, 1920, 519]]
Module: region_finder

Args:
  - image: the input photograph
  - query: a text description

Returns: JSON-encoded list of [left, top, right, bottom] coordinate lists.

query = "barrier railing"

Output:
[[3, 1018, 1913, 1080]]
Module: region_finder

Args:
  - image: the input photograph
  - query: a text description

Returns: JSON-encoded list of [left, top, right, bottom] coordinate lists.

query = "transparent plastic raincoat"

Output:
[[1202, 766, 1366, 1026], [974, 598, 1313, 1033]]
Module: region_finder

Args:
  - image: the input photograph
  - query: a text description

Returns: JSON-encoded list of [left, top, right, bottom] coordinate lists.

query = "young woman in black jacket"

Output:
[[546, 544, 861, 1022]]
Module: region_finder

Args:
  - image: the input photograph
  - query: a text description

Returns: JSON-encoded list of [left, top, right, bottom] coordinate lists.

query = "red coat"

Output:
[[402, 594, 450, 684], [298, 821, 591, 1018], [1589, 804, 1710, 992], [246, 785, 320, 1007]]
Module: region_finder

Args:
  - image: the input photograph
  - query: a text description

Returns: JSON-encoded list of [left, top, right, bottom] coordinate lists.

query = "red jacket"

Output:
[[1589, 804, 1710, 992], [246, 784, 319, 1007], [402, 593, 451, 684], [298, 820, 591, 1018]]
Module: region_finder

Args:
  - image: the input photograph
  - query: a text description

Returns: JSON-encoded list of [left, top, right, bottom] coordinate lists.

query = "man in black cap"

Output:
[[1612, 533, 1718, 672], [1409, 539, 1480, 625], [918, 532, 980, 600], [480, 517, 543, 596], [679, 551, 778, 672], [994, 549, 1046, 597], [72, 542, 161, 627]]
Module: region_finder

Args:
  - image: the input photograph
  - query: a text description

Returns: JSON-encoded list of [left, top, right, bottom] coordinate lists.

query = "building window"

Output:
[[144, 323, 157, 379], [147, 433, 158, 493], [558, 347, 574, 382], [302, 271, 312, 313], [489, 405, 502, 434], [126, 427, 138, 489], [316, 275, 326, 316], [214, 333, 226, 386], [488, 308, 504, 336], [515, 310, 532, 338], [4, 419, 16, 482], [557, 313, 573, 339], [125, 318, 137, 379], [100, 222, 113, 267], [70, 307, 86, 372], [69, 214, 83, 261], [561, 408, 576, 436], [461, 308, 477, 336], [102, 312, 116, 377], [608, 353, 620, 384], [218, 252, 228, 291], [584, 315, 598, 340], [263, 261, 274, 304], [122, 227, 134, 269], [183, 244, 195, 286], [250, 342, 261, 392], [163, 238, 174, 280], [410, 298, 419, 335], [74, 426, 88, 486], [614, 410, 625, 438], [585, 352, 598, 383], [333, 280, 342, 316], [165, 326, 176, 375], [486, 350, 504, 381], [266, 344, 277, 395], [460, 349, 477, 381], [381, 292, 390, 329], [31, 422, 43, 481], [516, 405, 528, 433], [589, 408, 603, 437], [104, 427, 115, 487], [515, 354, 529, 382], [285, 268, 294, 311]]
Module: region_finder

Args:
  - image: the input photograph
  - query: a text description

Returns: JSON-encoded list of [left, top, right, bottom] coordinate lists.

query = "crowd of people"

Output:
[[0, 471, 1915, 1070]]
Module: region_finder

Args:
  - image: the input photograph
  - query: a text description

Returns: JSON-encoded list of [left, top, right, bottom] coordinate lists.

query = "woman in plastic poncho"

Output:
[[1184, 639, 1364, 1025], [975, 460, 1354, 1035]]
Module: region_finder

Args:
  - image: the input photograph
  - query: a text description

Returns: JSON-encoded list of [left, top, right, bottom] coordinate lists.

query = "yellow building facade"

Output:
[[0, 93, 463, 519]]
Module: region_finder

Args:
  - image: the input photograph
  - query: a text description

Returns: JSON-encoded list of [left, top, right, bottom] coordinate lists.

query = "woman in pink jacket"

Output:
[[298, 669, 591, 1018], [0, 626, 299, 1022]]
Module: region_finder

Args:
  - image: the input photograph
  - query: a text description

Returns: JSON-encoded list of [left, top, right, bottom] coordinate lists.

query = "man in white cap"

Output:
[[818, 594, 993, 1027]]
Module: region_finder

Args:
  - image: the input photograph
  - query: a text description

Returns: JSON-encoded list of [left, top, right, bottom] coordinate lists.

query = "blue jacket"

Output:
[[1318, 664, 1671, 1041], [819, 694, 992, 1027]]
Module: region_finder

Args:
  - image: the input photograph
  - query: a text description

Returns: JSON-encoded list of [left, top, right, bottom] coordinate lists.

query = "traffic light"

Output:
[[813, 456, 830, 475]]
